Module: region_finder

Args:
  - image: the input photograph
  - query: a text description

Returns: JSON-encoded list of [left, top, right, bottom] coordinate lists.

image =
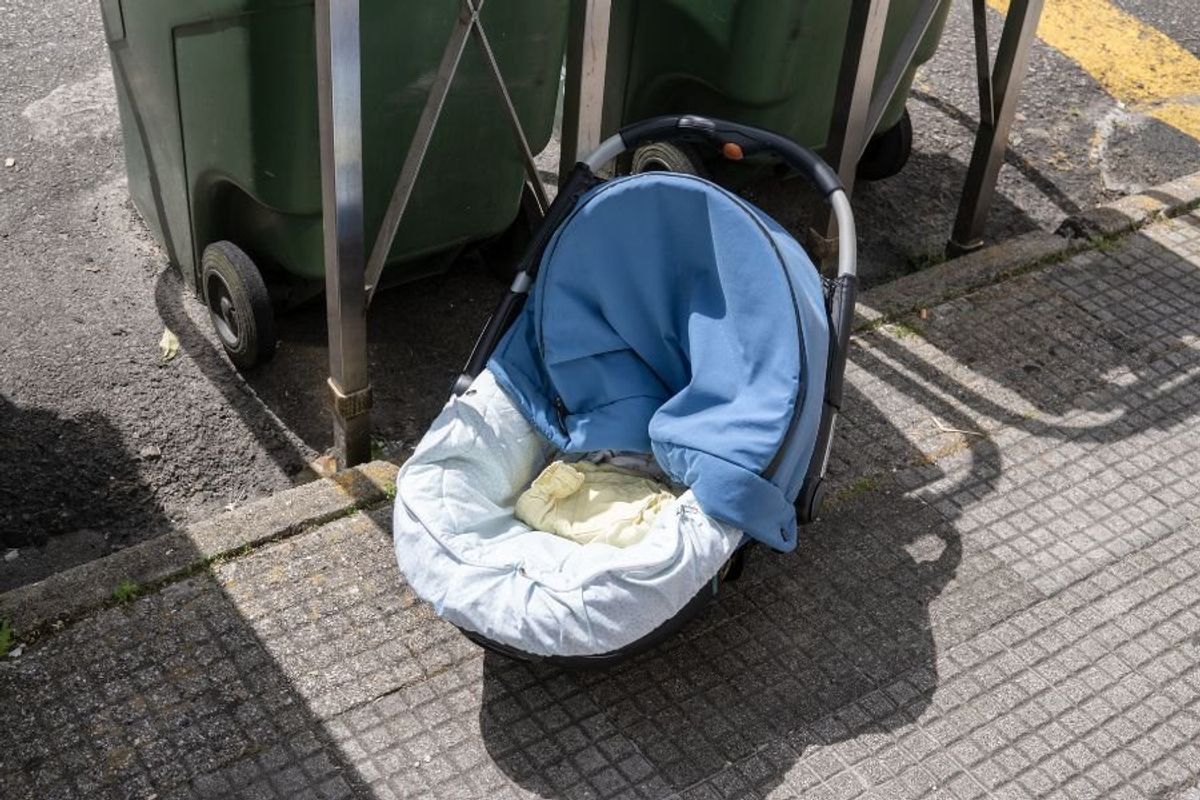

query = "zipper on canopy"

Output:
[[553, 396, 569, 435]]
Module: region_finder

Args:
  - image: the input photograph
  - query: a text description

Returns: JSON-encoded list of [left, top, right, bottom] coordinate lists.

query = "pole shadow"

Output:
[[866, 219, 1200, 445]]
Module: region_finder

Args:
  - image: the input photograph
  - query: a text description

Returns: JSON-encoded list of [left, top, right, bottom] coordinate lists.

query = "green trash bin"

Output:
[[99, 0, 567, 368], [603, 0, 952, 180]]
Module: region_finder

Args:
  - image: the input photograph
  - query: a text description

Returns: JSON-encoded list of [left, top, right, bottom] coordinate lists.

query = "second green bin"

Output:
[[603, 0, 952, 178]]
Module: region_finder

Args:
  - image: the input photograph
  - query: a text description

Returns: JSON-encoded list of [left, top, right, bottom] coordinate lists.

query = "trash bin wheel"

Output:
[[631, 141, 709, 178], [857, 107, 913, 182], [201, 240, 276, 370]]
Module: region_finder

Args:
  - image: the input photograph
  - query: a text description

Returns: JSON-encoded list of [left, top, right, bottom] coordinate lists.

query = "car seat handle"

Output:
[[587, 115, 855, 279], [606, 115, 843, 198]]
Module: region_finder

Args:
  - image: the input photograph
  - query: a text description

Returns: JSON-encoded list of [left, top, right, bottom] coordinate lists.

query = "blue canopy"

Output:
[[489, 173, 829, 551]]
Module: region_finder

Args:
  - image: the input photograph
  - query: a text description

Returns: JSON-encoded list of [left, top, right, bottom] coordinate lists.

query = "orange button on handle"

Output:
[[722, 141, 744, 161]]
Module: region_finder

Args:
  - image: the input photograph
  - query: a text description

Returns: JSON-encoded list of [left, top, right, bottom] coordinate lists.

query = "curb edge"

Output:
[[0, 460, 398, 642]]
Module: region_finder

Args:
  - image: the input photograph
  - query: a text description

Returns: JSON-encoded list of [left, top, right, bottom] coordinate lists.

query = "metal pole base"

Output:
[[945, 237, 986, 259], [332, 412, 372, 469]]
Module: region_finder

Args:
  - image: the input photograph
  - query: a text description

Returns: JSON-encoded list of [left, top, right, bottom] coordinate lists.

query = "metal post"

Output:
[[861, 0, 944, 150], [825, 0, 892, 191], [316, 0, 372, 468], [948, 0, 1044, 255], [814, 0, 891, 266], [971, 0, 996, 128], [560, 0, 612, 183]]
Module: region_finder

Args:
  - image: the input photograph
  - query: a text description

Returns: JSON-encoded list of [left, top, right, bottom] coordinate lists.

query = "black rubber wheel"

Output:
[[631, 141, 709, 178], [201, 240, 276, 370], [857, 107, 913, 182], [480, 182, 545, 283]]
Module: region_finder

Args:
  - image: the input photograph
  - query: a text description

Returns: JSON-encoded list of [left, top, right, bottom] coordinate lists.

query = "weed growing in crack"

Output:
[[0, 618, 13, 657], [113, 580, 141, 604]]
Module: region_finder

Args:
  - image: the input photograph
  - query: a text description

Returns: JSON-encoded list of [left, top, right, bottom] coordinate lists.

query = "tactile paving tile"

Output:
[[213, 510, 479, 720], [0, 576, 364, 800]]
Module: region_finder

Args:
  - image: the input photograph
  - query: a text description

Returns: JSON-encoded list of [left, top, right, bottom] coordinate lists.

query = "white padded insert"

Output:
[[393, 370, 743, 657]]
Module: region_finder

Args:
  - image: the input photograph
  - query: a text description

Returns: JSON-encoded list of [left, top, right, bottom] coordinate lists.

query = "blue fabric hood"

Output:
[[488, 173, 829, 551]]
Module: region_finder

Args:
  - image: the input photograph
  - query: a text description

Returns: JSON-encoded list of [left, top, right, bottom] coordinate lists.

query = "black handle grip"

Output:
[[618, 115, 844, 197]]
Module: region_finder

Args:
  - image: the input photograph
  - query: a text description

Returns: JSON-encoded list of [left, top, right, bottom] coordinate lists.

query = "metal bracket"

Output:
[[328, 378, 374, 419]]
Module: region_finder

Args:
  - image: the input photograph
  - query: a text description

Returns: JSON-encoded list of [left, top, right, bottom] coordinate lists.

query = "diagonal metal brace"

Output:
[[466, 0, 551, 214], [860, 0, 945, 156], [363, 0, 549, 305]]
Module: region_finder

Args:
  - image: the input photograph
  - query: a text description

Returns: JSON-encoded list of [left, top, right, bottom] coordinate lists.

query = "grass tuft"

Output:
[[888, 321, 924, 340], [831, 474, 881, 507], [0, 618, 13, 657], [113, 580, 141, 604]]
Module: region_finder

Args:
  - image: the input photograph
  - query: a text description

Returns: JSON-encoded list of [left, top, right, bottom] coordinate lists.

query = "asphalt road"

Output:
[[1, 0, 1198, 590]]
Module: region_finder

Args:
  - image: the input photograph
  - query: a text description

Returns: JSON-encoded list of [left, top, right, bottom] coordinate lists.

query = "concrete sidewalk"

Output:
[[4, 209, 1200, 799]]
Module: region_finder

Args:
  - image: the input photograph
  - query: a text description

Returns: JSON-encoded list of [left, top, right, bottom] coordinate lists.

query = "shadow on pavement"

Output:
[[0, 396, 170, 592], [5, 217, 1199, 797], [871, 223, 1200, 443], [243, 256, 503, 454], [477, 497, 962, 798], [909, 89, 1084, 218], [473, 217, 1200, 796], [476, 371, 993, 797], [0, 569, 376, 799], [152, 268, 313, 482], [745, 148, 1043, 285]]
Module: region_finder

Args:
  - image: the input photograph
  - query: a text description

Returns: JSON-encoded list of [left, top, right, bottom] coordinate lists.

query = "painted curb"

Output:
[[0, 460, 398, 639], [1057, 171, 1200, 239]]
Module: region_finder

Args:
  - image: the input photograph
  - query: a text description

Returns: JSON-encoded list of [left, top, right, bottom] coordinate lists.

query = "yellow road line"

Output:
[[989, 0, 1200, 140]]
